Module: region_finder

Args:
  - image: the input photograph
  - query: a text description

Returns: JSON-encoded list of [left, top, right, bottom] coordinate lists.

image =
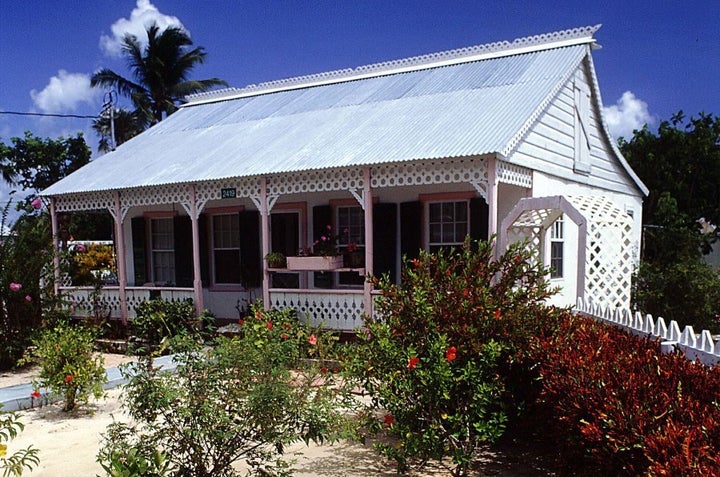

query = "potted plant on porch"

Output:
[[286, 225, 344, 271], [264, 252, 287, 269]]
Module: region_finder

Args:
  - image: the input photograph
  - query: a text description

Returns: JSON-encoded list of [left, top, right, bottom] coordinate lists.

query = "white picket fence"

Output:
[[575, 297, 720, 366]]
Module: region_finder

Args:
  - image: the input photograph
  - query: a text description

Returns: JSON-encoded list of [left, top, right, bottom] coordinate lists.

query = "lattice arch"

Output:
[[500, 195, 634, 308]]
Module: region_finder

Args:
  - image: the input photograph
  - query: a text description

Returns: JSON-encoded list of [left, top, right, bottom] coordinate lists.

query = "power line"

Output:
[[0, 110, 98, 119]]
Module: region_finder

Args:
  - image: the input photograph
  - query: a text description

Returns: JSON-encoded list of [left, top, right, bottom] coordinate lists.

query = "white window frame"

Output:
[[550, 215, 564, 279], [336, 205, 365, 287], [211, 213, 241, 285], [149, 217, 175, 285], [426, 200, 469, 252]]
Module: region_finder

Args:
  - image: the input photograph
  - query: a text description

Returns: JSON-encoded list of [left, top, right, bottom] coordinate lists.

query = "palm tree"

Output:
[[92, 107, 147, 152], [91, 23, 227, 126]]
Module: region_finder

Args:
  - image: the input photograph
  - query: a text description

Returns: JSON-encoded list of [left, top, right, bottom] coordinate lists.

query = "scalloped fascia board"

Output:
[[183, 25, 601, 107]]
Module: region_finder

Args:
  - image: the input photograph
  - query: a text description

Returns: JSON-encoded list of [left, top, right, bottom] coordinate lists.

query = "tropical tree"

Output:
[[92, 107, 147, 152], [91, 23, 227, 127]]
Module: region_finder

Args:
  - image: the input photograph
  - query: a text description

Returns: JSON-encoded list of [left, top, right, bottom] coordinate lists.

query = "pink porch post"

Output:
[[189, 185, 204, 314], [260, 178, 271, 309], [50, 198, 61, 295], [113, 192, 128, 325], [363, 167, 374, 315], [487, 156, 499, 249]]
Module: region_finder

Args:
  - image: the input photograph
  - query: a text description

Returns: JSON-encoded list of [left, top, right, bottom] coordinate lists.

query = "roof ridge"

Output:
[[184, 25, 601, 106]]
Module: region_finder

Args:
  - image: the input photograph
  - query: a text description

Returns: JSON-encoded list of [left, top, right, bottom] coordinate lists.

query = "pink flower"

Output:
[[25, 295, 32, 302], [308, 334, 317, 345], [31, 197, 42, 209], [9, 283, 22, 292], [75, 244, 86, 253]]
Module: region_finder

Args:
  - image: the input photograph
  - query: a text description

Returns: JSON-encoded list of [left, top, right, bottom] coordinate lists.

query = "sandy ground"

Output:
[[2, 354, 556, 476]]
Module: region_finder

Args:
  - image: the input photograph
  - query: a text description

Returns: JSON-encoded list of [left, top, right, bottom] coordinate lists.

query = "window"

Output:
[[428, 201, 468, 253], [150, 218, 175, 285], [337, 206, 364, 286], [337, 206, 364, 248], [212, 214, 241, 284], [550, 215, 564, 279]]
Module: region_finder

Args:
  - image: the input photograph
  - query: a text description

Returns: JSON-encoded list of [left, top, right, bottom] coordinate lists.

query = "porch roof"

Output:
[[43, 27, 597, 197]]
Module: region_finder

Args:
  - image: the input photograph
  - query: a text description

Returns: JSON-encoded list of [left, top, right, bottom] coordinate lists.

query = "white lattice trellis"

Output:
[[501, 195, 634, 308], [497, 162, 533, 188]]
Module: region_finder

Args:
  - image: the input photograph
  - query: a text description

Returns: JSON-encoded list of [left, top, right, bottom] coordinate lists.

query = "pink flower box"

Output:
[[286, 255, 343, 271]]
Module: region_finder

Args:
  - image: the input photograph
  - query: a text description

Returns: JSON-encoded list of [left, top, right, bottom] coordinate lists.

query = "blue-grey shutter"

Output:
[[470, 197, 489, 242], [373, 202, 397, 282], [238, 211, 261, 288], [400, 201, 422, 261], [131, 217, 147, 285], [173, 215, 193, 287]]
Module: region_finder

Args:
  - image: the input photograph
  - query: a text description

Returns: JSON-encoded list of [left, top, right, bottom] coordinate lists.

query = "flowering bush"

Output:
[[0, 198, 54, 370], [68, 243, 116, 286], [22, 320, 106, 412], [531, 312, 720, 474], [130, 298, 213, 354], [0, 405, 40, 475], [100, 304, 356, 476], [347, 238, 561, 475]]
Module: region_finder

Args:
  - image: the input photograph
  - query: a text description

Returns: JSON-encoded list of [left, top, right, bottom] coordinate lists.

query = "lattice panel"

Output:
[[506, 226, 542, 267], [195, 177, 262, 204], [267, 168, 364, 195], [121, 184, 191, 209], [371, 157, 487, 189], [585, 221, 633, 308], [61, 288, 121, 319], [269, 291, 365, 330], [53, 191, 115, 213], [497, 161, 532, 188]]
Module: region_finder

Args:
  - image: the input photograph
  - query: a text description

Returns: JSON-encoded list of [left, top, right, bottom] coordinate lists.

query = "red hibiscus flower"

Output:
[[445, 346, 457, 362], [64, 374, 73, 384], [266, 322, 273, 330], [407, 356, 420, 370], [494, 309, 501, 320], [30, 390, 41, 399], [384, 414, 394, 426], [281, 333, 289, 340]]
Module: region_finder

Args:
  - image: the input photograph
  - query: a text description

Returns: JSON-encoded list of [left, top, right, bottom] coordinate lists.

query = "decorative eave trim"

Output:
[[184, 25, 601, 107], [584, 53, 649, 197]]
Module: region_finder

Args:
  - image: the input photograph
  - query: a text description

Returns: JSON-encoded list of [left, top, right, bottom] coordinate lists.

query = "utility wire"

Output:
[[0, 110, 98, 119]]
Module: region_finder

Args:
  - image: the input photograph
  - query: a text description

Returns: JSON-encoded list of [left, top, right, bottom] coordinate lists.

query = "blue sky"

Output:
[[0, 0, 718, 203]]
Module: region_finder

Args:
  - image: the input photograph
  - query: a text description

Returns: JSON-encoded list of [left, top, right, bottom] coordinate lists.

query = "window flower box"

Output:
[[286, 255, 343, 271]]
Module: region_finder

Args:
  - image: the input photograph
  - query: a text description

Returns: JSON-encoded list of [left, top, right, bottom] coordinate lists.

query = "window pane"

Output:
[[455, 202, 467, 221], [429, 203, 441, 222]]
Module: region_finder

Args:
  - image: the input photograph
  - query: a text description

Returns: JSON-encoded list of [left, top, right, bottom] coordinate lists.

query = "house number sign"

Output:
[[221, 188, 237, 199]]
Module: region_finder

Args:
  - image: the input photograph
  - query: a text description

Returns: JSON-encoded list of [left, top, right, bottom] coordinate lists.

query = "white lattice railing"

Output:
[[576, 297, 720, 366], [59, 286, 195, 320], [269, 289, 365, 330]]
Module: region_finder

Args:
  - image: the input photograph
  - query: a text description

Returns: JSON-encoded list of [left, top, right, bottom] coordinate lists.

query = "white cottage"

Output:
[[41, 25, 646, 329]]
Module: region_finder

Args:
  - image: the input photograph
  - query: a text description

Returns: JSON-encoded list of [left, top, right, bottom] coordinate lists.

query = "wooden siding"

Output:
[[506, 60, 641, 197]]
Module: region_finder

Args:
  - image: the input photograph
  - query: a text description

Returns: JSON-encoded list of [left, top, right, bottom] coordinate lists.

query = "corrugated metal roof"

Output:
[[42, 44, 587, 196]]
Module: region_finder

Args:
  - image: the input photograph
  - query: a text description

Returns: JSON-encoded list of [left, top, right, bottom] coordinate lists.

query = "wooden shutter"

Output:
[[131, 217, 147, 285], [373, 202, 397, 282], [238, 211, 261, 288], [400, 201, 423, 261], [198, 214, 209, 284], [470, 197, 490, 242], [173, 215, 193, 287]]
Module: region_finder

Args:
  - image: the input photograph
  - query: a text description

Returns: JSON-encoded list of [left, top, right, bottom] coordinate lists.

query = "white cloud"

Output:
[[603, 91, 654, 140], [30, 70, 98, 113], [99, 0, 186, 57]]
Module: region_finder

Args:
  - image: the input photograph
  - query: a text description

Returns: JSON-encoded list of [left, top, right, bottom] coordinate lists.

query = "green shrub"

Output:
[[100, 305, 355, 476], [130, 299, 208, 354], [347, 238, 561, 475], [22, 320, 106, 412], [0, 405, 40, 476], [0, 199, 54, 370]]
